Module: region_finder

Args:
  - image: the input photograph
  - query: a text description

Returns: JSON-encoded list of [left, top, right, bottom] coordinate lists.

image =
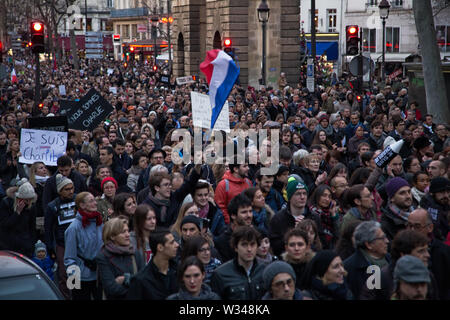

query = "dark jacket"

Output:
[[126, 258, 179, 300], [44, 196, 77, 254], [430, 239, 450, 300], [0, 196, 36, 257], [210, 258, 266, 300], [96, 244, 145, 300], [380, 206, 408, 241], [343, 248, 391, 299], [42, 170, 87, 213], [205, 201, 226, 238], [167, 284, 220, 300], [262, 288, 304, 300], [143, 167, 202, 227], [214, 226, 234, 263], [291, 166, 317, 196], [114, 152, 132, 171], [302, 278, 353, 300], [420, 194, 450, 241], [265, 187, 286, 214]]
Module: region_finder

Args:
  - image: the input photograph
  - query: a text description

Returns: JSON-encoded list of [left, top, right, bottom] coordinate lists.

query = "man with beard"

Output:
[[376, 155, 408, 203], [392, 255, 430, 300], [255, 170, 285, 213], [419, 177, 450, 241], [381, 177, 414, 241], [214, 193, 253, 263]]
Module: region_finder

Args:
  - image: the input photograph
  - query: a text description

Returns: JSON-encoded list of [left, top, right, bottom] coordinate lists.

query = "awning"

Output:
[[369, 53, 412, 62], [307, 41, 339, 61]]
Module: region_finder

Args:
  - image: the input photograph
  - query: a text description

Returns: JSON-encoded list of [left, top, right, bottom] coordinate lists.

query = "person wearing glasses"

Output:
[[341, 184, 377, 233], [343, 221, 390, 299], [262, 261, 306, 300]]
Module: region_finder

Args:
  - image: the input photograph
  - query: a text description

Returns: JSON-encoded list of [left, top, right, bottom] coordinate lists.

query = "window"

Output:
[[132, 24, 138, 38], [123, 24, 130, 38], [391, 0, 403, 7], [102, 19, 113, 31], [327, 9, 337, 32], [362, 28, 376, 52], [86, 18, 92, 32], [385, 27, 400, 53], [367, 0, 378, 6], [309, 9, 318, 32], [107, 0, 114, 8], [436, 25, 450, 52]]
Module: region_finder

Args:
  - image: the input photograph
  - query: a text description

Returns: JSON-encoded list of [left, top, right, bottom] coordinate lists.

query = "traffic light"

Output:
[[153, 65, 158, 72], [346, 25, 359, 56], [129, 46, 135, 60], [30, 21, 45, 54], [0, 41, 2, 63], [223, 38, 235, 59]]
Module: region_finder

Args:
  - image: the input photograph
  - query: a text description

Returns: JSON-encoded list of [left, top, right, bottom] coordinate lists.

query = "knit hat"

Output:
[[56, 174, 73, 193], [307, 250, 339, 278], [413, 136, 431, 151], [180, 215, 201, 231], [15, 178, 37, 200], [319, 114, 329, 123], [276, 165, 290, 177], [34, 240, 47, 256], [263, 261, 296, 290], [101, 177, 118, 190], [394, 255, 430, 285], [429, 177, 450, 194], [385, 177, 410, 199], [286, 176, 308, 201], [149, 111, 157, 117]]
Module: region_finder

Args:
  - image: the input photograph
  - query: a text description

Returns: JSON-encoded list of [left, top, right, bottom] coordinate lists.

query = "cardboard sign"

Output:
[[176, 76, 196, 85], [28, 116, 68, 132], [59, 100, 80, 116], [65, 88, 114, 131], [191, 92, 230, 132], [19, 128, 68, 166], [59, 85, 66, 96], [109, 87, 117, 94]]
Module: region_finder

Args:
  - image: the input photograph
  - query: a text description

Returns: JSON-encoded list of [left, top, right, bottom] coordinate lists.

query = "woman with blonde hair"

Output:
[[170, 202, 199, 241], [141, 123, 156, 140], [96, 216, 145, 300], [29, 161, 50, 237], [75, 159, 93, 185]]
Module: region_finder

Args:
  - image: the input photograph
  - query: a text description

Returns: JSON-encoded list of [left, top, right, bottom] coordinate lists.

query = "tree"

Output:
[[413, 0, 450, 123]]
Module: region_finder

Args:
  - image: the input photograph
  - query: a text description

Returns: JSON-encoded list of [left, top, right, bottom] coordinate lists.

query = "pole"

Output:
[[153, 24, 157, 67], [311, 0, 316, 60], [34, 52, 40, 115], [167, 0, 172, 73], [382, 18, 386, 81], [262, 20, 266, 86], [358, 27, 363, 94], [85, 0, 88, 33]]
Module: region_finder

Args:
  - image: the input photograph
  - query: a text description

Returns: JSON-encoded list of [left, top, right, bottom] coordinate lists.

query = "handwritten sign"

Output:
[[59, 85, 66, 96], [176, 76, 196, 85], [19, 128, 68, 166], [191, 92, 230, 132], [109, 87, 117, 94], [65, 88, 114, 131]]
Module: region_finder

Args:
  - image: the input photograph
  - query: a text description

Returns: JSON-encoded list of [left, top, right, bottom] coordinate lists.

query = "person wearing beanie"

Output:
[[273, 165, 290, 203], [44, 174, 76, 299], [392, 255, 430, 300], [180, 215, 201, 243], [419, 177, 450, 241], [32, 240, 55, 281], [0, 178, 37, 257], [96, 177, 118, 222], [269, 176, 321, 257], [299, 250, 353, 300], [381, 177, 414, 241], [261, 260, 306, 300]]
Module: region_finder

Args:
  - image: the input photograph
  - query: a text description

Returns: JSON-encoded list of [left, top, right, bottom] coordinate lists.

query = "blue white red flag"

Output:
[[200, 49, 239, 129]]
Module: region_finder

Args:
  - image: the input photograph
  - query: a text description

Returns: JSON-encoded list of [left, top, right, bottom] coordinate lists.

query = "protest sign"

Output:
[[19, 128, 68, 166], [65, 88, 114, 131], [29, 116, 68, 132], [109, 87, 117, 94], [59, 85, 66, 96], [59, 100, 80, 116], [191, 91, 230, 132], [107, 68, 114, 76], [176, 76, 195, 85]]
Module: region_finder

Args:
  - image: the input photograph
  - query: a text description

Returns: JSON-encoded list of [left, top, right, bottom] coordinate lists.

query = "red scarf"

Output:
[[78, 209, 103, 228]]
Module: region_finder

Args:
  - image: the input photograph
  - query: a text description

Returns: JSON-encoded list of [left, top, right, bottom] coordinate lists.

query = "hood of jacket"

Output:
[[222, 170, 249, 185], [281, 249, 315, 265]]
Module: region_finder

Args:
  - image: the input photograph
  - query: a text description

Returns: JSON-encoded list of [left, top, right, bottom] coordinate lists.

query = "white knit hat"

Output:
[[15, 178, 37, 200], [56, 174, 73, 193]]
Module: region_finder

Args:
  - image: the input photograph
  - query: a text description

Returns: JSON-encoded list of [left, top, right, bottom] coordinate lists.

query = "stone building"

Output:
[[171, 0, 301, 88]]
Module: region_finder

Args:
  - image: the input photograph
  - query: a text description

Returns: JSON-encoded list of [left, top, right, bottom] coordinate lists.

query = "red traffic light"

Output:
[[153, 65, 157, 71], [130, 46, 135, 52], [347, 26, 358, 35], [0, 41, 2, 51], [32, 22, 43, 33], [224, 38, 232, 47], [356, 95, 362, 102], [28, 42, 32, 47]]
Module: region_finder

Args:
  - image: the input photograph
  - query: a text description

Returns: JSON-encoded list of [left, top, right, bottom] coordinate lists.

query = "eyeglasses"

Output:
[[273, 278, 294, 288], [372, 235, 388, 242], [198, 247, 211, 253], [160, 183, 172, 188], [406, 222, 431, 230]]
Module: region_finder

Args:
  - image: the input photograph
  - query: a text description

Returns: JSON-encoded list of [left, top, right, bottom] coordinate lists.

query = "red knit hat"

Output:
[[101, 177, 118, 190]]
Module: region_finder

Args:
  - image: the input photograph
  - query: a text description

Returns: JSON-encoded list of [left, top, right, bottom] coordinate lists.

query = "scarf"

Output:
[[316, 124, 333, 137], [361, 249, 388, 268], [78, 209, 103, 228], [105, 241, 135, 255], [149, 194, 169, 223], [310, 205, 335, 244], [35, 175, 49, 185], [388, 203, 411, 222], [411, 187, 426, 204], [198, 202, 209, 219], [311, 277, 350, 300], [253, 207, 268, 230]]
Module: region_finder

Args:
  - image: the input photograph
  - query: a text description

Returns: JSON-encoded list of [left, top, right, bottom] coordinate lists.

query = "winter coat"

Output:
[[126, 258, 179, 300], [0, 193, 36, 257], [64, 213, 103, 281], [114, 153, 132, 171], [380, 206, 408, 241], [302, 278, 353, 300], [210, 258, 265, 300], [143, 167, 202, 227], [252, 205, 275, 236], [126, 166, 142, 193], [214, 226, 234, 263], [420, 194, 450, 242], [95, 244, 145, 300], [214, 170, 252, 224], [343, 249, 391, 299], [42, 169, 87, 213], [167, 284, 220, 300], [281, 251, 315, 289], [32, 256, 55, 280], [44, 196, 77, 254], [204, 202, 226, 238], [265, 187, 286, 214], [262, 288, 304, 300], [96, 196, 113, 222], [340, 207, 378, 234], [430, 239, 450, 300], [292, 166, 317, 196]]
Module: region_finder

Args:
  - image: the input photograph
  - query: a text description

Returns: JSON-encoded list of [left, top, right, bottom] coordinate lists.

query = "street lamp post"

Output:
[[257, 0, 270, 86], [379, 0, 390, 82], [151, 14, 159, 68]]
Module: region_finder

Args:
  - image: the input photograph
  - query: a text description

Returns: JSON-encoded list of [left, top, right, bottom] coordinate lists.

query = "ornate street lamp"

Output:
[[379, 0, 390, 81], [257, 0, 270, 86]]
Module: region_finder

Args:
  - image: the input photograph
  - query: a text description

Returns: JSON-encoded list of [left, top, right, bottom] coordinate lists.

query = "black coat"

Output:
[[42, 169, 88, 213], [96, 245, 145, 300], [214, 226, 234, 263], [126, 258, 179, 300], [210, 258, 265, 300], [380, 206, 408, 242], [430, 239, 450, 300], [0, 197, 36, 257]]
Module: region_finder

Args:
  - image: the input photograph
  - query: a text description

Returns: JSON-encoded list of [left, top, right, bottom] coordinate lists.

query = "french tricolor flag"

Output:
[[11, 68, 18, 84], [200, 49, 239, 129]]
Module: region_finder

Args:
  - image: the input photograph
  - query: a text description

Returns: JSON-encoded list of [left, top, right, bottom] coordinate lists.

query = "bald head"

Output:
[[407, 208, 433, 238]]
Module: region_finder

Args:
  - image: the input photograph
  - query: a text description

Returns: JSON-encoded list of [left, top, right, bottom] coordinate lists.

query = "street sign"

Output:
[[85, 49, 104, 54], [349, 56, 374, 77], [85, 54, 103, 59], [85, 43, 104, 49]]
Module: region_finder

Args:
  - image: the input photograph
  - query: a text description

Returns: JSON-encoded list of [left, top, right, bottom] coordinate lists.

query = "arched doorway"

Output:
[[177, 33, 185, 77], [213, 31, 221, 49]]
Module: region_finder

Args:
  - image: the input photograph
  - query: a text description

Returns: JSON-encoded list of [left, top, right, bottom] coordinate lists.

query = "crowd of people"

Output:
[[0, 53, 449, 301]]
